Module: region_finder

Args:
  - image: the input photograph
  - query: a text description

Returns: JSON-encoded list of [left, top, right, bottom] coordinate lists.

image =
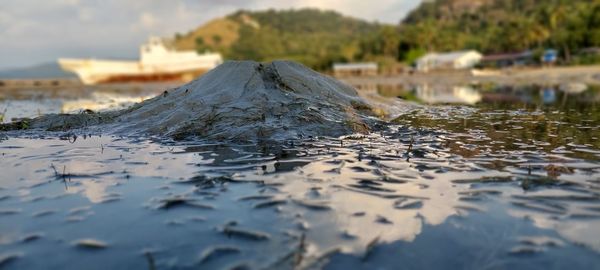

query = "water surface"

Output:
[[0, 83, 599, 269]]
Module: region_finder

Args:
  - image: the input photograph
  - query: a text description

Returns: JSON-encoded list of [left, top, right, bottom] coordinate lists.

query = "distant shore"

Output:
[[1, 65, 599, 92], [341, 65, 600, 87]]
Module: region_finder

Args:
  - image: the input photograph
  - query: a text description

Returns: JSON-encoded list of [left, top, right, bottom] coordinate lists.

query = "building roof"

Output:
[[418, 50, 481, 63], [333, 62, 378, 70], [482, 51, 533, 61]]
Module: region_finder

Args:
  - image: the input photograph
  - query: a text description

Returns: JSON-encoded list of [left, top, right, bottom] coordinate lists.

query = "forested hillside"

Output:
[[174, 1, 600, 70], [174, 9, 385, 70], [397, 0, 600, 63]]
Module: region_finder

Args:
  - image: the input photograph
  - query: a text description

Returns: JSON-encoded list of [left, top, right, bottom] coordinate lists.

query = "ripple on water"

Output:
[[0, 118, 599, 269]]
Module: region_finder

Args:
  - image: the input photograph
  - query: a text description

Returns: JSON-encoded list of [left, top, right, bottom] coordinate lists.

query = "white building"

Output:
[[416, 50, 482, 72]]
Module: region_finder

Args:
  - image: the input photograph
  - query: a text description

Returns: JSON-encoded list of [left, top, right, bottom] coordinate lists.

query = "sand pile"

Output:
[[2, 61, 380, 141]]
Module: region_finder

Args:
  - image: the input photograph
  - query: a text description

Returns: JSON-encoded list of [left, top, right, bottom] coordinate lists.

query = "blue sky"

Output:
[[0, 0, 422, 70]]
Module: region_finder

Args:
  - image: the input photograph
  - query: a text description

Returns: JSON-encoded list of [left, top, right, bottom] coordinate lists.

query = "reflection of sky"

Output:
[[349, 83, 598, 109], [1, 129, 600, 267], [1, 83, 599, 267], [0, 99, 64, 123], [415, 84, 482, 105], [242, 142, 513, 254], [61, 92, 155, 113], [0, 88, 163, 123]]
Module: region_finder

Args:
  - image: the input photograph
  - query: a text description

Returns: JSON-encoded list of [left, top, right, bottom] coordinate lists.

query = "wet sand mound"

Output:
[[1, 61, 380, 141]]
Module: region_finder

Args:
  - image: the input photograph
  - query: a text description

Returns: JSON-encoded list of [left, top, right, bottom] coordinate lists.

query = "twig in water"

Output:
[[50, 163, 59, 177], [406, 136, 414, 162], [50, 163, 70, 190], [0, 101, 9, 123], [294, 233, 307, 267], [62, 166, 71, 182], [145, 252, 156, 270], [68, 134, 77, 144]]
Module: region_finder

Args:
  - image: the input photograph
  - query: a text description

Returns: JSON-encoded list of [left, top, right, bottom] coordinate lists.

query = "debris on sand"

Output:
[[292, 199, 332, 211], [198, 245, 241, 264], [72, 238, 108, 250], [0, 252, 22, 267], [220, 224, 271, 241], [362, 236, 380, 261], [1, 61, 381, 141], [154, 196, 215, 210]]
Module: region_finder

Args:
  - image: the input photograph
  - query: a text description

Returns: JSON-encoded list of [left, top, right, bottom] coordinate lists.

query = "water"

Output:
[[0, 83, 599, 269], [0, 83, 175, 123]]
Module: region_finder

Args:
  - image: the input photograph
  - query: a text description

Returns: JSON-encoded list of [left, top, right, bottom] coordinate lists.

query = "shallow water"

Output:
[[1, 83, 599, 269], [0, 83, 174, 123]]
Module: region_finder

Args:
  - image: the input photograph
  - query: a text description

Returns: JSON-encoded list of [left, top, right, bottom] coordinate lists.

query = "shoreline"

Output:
[[341, 65, 600, 87], [1, 65, 599, 92]]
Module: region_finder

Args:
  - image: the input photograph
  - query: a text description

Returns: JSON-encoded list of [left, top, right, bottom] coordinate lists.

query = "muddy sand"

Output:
[[0, 61, 383, 141]]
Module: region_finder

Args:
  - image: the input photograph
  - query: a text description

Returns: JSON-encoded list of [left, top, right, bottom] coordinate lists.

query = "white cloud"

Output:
[[78, 8, 93, 22], [139, 12, 158, 29], [58, 0, 80, 6]]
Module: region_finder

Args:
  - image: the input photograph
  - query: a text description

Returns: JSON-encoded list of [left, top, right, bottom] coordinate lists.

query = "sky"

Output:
[[0, 0, 423, 70]]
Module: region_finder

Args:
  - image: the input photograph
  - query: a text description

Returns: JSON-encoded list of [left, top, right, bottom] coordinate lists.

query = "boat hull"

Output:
[[58, 58, 216, 85], [87, 69, 208, 84]]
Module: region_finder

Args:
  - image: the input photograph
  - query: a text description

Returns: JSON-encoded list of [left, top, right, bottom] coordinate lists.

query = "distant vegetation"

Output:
[[174, 0, 600, 70], [399, 0, 600, 64], [175, 9, 382, 71]]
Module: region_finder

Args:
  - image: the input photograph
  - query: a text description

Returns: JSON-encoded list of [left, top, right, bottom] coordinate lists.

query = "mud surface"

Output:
[[1, 121, 599, 269], [1, 61, 379, 141], [1, 81, 599, 269]]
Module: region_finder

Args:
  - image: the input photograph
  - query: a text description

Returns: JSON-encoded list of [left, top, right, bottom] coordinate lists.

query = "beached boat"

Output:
[[58, 37, 223, 85]]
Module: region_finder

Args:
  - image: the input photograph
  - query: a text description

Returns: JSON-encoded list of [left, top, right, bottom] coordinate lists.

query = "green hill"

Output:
[[174, 9, 388, 70], [174, 2, 600, 69]]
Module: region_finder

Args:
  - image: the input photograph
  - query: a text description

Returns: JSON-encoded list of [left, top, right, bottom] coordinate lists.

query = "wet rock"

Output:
[[155, 196, 215, 210], [0, 208, 21, 215], [2, 61, 381, 142], [225, 262, 254, 270], [67, 206, 93, 215], [508, 245, 545, 255], [0, 252, 22, 267], [340, 230, 357, 239], [20, 232, 44, 243], [375, 215, 393, 224], [198, 245, 241, 264], [31, 209, 58, 217], [394, 198, 424, 209], [220, 225, 271, 241], [293, 199, 331, 211], [237, 194, 274, 201], [518, 236, 564, 247], [253, 199, 287, 209], [72, 238, 108, 249], [363, 236, 380, 261]]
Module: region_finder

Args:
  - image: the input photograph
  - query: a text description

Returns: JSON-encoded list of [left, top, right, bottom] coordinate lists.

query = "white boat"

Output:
[[58, 37, 223, 85]]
